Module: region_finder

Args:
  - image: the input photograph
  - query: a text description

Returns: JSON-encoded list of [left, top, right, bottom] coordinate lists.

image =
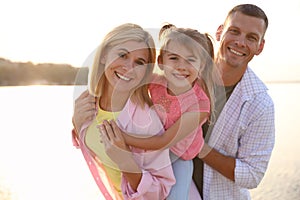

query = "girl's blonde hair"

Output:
[[89, 23, 156, 107], [159, 23, 223, 123]]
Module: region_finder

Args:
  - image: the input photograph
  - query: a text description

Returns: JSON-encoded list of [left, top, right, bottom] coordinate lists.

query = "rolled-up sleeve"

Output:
[[235, 99, 275, 189]]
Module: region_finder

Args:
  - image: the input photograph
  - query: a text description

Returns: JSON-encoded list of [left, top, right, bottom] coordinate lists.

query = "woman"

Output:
[[72, 23, 175, 200]]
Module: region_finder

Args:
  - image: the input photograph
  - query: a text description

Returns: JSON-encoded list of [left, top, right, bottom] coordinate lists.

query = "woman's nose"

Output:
[[124, 59, 135, 69]]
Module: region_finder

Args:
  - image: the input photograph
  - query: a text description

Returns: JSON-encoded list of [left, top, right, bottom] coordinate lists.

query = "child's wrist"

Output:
[[198, 143, 212, 159]]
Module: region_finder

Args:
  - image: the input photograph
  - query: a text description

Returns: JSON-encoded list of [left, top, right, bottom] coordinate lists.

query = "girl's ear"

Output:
[[157, 55, 164, 70], [215, 25, 223, 41]]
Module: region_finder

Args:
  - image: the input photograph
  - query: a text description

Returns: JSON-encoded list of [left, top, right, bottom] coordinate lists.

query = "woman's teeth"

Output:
[[115, 72, 131, 81]]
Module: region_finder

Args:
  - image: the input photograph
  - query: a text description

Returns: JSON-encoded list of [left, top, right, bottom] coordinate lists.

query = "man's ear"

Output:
[[255, 39, 265, 55], [216, 25, 223, 41], [157, 55, 164, 70]]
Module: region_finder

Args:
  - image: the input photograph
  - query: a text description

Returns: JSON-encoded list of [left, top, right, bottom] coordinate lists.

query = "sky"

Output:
[[1, 0, 300, 82]]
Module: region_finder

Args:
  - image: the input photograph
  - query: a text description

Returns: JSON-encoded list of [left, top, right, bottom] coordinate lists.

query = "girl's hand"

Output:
[[98, 120, 130, 152], [98, 120, 140, 173], [72, 90, 96, 134]]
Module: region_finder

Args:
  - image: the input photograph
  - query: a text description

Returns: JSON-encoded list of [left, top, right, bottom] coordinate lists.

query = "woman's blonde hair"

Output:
[[159, 24, 223, 123], [89, 23, 156, 107]]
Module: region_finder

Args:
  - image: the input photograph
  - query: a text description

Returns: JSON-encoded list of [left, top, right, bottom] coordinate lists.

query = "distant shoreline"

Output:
[[264, 80, 300, 85], [0, 57, 88, 86]]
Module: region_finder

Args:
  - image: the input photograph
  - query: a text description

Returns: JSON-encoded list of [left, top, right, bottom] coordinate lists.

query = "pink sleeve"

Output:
[[119, 104, 175, 199], [71, 128, 80, 148], [122, 163, 175, 199]]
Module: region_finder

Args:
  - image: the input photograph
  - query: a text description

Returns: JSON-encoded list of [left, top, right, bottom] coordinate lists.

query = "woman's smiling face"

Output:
[[103, 40, 150, 93]]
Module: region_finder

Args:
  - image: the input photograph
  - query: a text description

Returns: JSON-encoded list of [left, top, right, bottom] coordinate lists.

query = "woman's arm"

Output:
[[121, 111, 208, 150]]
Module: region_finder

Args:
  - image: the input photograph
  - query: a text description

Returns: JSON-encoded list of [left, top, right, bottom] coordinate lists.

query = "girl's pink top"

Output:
[[72, 99, 175, 200], [149, 75, 210, 160]]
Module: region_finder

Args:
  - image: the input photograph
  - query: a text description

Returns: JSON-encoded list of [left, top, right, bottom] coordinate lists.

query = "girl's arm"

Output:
[[98, 121, 142, 190], [121, 111, 208, 150]]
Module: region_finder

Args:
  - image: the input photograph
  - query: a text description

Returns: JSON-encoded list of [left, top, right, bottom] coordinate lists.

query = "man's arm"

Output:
[[198, 144, 235, 181]]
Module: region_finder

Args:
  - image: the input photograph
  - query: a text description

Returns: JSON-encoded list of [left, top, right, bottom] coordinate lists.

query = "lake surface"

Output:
[[0, 84, 299, 200]]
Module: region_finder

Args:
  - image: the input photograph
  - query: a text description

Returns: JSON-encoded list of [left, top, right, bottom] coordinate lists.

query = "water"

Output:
[[0, 84, 299, 200], [0, 86, 102, 200]]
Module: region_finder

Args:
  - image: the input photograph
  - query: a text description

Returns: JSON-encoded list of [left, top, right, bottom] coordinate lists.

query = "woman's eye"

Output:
[[135, 60, 146, 66], [118, 52, 127, 58]]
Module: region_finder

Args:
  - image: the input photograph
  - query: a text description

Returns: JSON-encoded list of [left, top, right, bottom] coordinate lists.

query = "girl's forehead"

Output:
[[165, 41, 200, 58]]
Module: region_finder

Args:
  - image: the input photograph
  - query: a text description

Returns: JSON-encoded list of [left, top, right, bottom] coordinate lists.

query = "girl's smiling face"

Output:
[[159, 41, 202, 95]]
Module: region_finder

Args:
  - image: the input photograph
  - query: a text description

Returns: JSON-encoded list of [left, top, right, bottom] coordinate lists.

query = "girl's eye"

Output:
[[187, 59, 196, 63], [169, 56, 178, 60]]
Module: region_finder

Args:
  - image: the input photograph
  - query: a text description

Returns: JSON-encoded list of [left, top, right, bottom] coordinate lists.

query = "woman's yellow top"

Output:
[[85, 108, 122, 198]]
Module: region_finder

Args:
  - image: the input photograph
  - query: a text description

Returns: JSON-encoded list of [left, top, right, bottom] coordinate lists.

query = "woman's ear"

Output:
[[215, 25, 223, 41], [157, 55, 164, 70], [100, 48, 109, 65], [100, 54, 107, 65]]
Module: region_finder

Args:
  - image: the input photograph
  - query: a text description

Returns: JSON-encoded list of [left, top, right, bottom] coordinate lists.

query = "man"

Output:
[[193, 4, 275, 199]]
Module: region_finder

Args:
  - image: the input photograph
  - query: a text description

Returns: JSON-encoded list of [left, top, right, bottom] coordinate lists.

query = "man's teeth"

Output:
[[230, 48, 244, 56], [115, 72, 130, 81]]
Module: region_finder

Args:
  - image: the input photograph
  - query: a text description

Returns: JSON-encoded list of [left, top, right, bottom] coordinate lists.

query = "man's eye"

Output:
[[248, 36, 258, 42], [229, 29, 239, 34], [169, 56, 178, 60]]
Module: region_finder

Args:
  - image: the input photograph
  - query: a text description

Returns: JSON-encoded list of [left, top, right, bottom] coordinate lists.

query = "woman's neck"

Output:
[[99, 89, 130, 112]]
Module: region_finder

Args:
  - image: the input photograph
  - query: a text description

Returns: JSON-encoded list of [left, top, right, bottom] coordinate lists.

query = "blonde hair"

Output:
[[159, 24, 223, 123], [89, 23, 156, 107]]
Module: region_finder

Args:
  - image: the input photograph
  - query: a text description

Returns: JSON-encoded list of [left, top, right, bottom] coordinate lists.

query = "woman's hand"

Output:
[[72, 90, 96, 134]]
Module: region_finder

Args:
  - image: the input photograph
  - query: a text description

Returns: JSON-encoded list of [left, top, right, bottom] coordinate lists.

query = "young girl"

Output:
[[72, 23, 175, 200], [100, 24, 220, 199]]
